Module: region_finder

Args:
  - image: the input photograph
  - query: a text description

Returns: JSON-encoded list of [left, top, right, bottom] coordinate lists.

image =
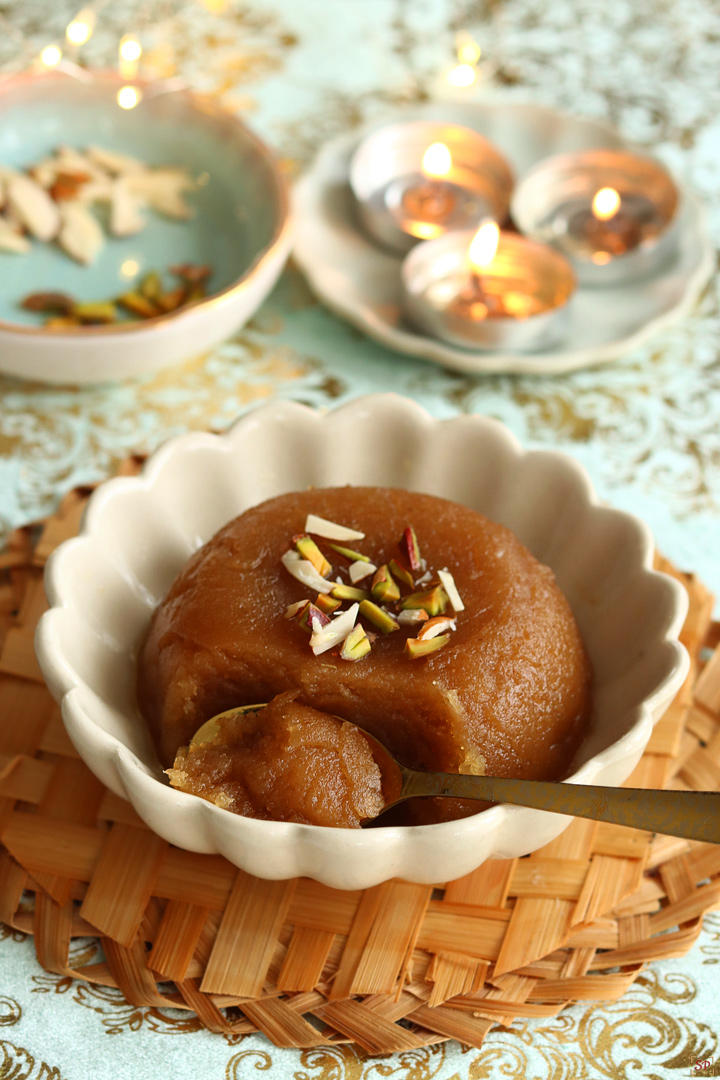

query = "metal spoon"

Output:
[[192, 705, 720, 842]]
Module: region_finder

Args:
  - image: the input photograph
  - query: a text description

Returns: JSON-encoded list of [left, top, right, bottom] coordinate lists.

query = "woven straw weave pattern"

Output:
[[1, 462, 719, 1055]]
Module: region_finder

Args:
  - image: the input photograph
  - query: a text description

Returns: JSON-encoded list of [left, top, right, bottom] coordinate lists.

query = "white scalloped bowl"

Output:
[[36, 396, 688, 889]]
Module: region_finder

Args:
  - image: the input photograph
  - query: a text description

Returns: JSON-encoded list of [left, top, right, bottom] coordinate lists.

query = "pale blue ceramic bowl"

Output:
[[0, 69, 291, 382]]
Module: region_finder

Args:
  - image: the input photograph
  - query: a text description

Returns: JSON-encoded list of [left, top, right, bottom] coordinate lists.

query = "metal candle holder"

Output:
[[350, 121, 513, 254], [511, 149, 680, 286], [402, 227, 576, 351]]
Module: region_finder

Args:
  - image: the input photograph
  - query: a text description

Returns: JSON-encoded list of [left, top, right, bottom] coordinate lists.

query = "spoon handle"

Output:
[[402, 771, 720, 843]]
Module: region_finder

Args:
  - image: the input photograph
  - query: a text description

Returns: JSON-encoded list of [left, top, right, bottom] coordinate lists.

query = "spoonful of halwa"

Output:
[[166, 693, 719, 843]]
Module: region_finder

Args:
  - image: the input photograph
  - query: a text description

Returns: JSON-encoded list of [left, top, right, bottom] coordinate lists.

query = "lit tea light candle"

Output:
[[512, 149, 679, 285], [402, 221, 575, 351], [350, 121, 513, 254]]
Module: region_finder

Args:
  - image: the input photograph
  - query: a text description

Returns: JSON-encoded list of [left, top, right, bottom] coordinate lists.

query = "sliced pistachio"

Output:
[[340, 623, 371, 661], [315, 592, 342, 614], [331, 583, 369, 602], [170, 262, 212, 283], [184, 282, 207, 303], [359, 599, 399, 634], [399, 525, 421, 572], [44, 316, 81, 329], [388, 557, 414, 589], [156, 285, 187, 313], [404, 633, 451, 659], [293, 533, 332, 578], [400, 585, 449, 617], [140, 271, 162, 301], [21, 291, 75, 314], [371, 564, 400, 604], [304, 513, 365, 541], [72, 301, 118, 324], [328, 543, 370, 562], [438, 568, 465, 612], [118, 292, 160, 319], [7, 174, 60, 241], [299, 602, 330, 634]]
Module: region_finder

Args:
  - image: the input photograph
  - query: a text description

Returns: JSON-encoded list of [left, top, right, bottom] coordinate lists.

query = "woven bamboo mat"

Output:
[[2, 466, 720, 1055]]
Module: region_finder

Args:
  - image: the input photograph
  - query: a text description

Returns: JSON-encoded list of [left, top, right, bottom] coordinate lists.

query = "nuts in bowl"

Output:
[[35, 395, 688, 889], [0, 70, 291, 383]]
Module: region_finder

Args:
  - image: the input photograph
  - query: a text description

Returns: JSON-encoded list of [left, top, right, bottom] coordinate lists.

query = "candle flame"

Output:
[[456, 30, 481, 65], [468, 221, 499, 269], [592, 187, 620, 221], [422, 142, 452, 177], [40, 45, 62, 66], [117, 85, 142, 109], [66, 10, 95, 45], [447, 63, 476, 87]]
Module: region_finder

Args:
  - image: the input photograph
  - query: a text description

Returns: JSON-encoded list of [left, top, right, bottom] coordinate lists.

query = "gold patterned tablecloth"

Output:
[[1, 1, 720, 1077]]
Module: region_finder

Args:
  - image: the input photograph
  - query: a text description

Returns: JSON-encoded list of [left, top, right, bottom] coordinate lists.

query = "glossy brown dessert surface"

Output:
[[139, 486, 592, 828], [166, 692, 385, 828]]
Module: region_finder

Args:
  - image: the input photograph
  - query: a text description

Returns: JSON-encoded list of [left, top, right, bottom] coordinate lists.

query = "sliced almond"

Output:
[[58, 202, 104, 264], [281, 550, 335, 594], [0, 216, 30, 254], [87, 145, 146, 176], [110, 179, 146, 236], [126, 168, 195, 219], [304, 514, 365, 541], [7, 174, 60, 241], [438, 568, 465, 612], [349, 560, 376, 583], [397, 609, 428, 625], [55, 147, 109, 183], [310, 603, 359, 655], [417, 616, 456, 641]]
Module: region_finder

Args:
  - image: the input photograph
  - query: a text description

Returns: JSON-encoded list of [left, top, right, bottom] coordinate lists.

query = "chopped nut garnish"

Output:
[[438, 568, 465, 612], [284, 600, 309, 619], [399, 525, 422, 572], [21, 292, 75, 315], [298, 602, 331, 634], [310, 603, 359, 655], [304, 514, 365, 541], [331, 583, 370, 602], [284, 519, 461, 661], [315, 593, 342, 614], [349, 560, 377, 583], [388, 558, 414, 589], [404, 633, 451, 659], [340, 623, 371, 661], [328, 543, 370, 562], [397, 609, 429, 625], [118, 292, 160, 319], [72, 301, 117, 324], [293, 534, 332, 578], [400, 585, 449, 617], [370, 564, 400, 604], [281, 550, 335, 593], [417, 616, 456, 640], [359, 600, 400, 634]]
